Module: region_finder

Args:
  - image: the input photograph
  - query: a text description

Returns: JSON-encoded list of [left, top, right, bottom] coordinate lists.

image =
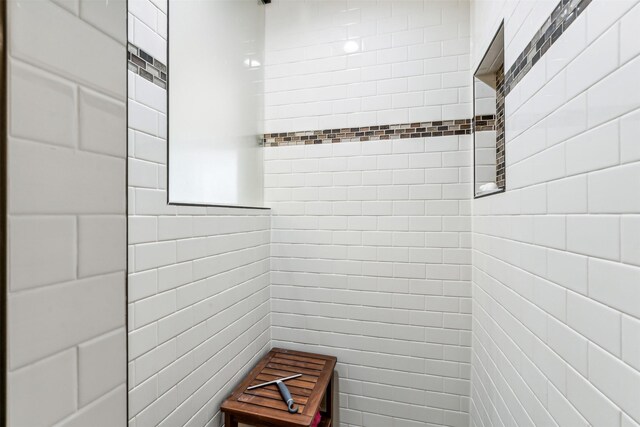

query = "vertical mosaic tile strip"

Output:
[[262, 119, 473, 147], [127, 43, 167, 89], [495, 64, 506, 189], [504, 0, 591, 95]]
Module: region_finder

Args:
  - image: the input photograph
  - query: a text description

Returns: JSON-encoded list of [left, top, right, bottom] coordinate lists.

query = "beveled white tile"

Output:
[[589, 258, 640, 318], [587, 55, 640, 128], [9, 138, 126, 215], [80, 0, 127, 44], [589, 163, 640, 213], [10, 61, 77, 148], [78, 328, 126, 406], [566, 215, 620, 261], [9, 350, 77, 427], [79, 88, 126, 157], [10, 0, 125, 99], [78, 215, 126, 277], [9, 215, 76, 291], [9, 272, 125, 369]]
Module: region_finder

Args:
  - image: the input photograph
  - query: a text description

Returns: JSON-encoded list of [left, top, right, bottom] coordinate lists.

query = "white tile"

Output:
[[129, 0, 157, 32], [546, 12, 587, 79], [128, 12, 135, 44], [78, 328, 126, 406], [547, 383, 589, 427], [621, 216, 640, 266], [135, 241, 176, 271], [134, 74, 166, 113], [9, 272, 125, 369], [566, 24, 619, 99], [589, 258, 640, 318], [547, 249, 588, 294], [156, 10, 167, 39], [9, 216, 76, 291], [566, 364, 622, 427], [620, 2, 640, 64], [9, 138, 126, 214], [533, 215, 565, 250], [622, 315, 640, 372], [80, 0, 127, 44], [133, 17, 166, 63], [391, 61, 424, 78], [547, 175, 587, 214], [566, 215, 620, 261], [9, 350, 77, 427], [9, 0, 125, 99], [586, 0, 636, 43], [623, 414, 640, 427], [150, 0, 167, 14], [589, 163, 640, 213], [547, 317, 588, 375], [424, 89, 458, 106], [129, 375, 157, 416], [545, 93, 587, 148], [129, 158, 158, 189], [78, 215, 126, 277], [128, 269, 157, 303], [79, 88, 127, 157], [54, 386, 126, 427], [589, 343, 640, 423], [565, 121, 619, 176], [10, 61, 77, 148], [587, 55, 640, 128], [532, 276, 566, 321], [129, 100, 159, 136], [567, 291, 621, 356], [620, 109, 640, 163], [52, 0, 79, 15], [134, 290, 176, 328]]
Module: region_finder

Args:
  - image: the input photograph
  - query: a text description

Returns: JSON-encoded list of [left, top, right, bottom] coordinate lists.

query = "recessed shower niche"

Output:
[[168, 0, 265, 208], [473, 23, 505, 198]]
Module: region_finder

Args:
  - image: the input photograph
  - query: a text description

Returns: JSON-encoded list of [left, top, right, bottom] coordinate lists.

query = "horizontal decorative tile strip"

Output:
[[262, 119, 474, 147], [474, 115, 497, 132], [127, 43, 167, 89], [504, 0, 591, 95]]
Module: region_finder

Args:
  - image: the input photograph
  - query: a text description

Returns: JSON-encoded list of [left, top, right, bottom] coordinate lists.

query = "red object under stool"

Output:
[[310, 412, 321, 427]]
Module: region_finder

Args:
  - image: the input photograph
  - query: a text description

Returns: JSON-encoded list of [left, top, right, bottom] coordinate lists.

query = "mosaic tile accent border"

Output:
[[262, 119, 474, 146], [127, 43, 167, 89], [474, 115, 497, 132], [495, 64, 506, 189], [504, 0, 591, 95]]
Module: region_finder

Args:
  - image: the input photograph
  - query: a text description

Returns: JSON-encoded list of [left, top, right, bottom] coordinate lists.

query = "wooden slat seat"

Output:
[[221, 348, 336, 427]]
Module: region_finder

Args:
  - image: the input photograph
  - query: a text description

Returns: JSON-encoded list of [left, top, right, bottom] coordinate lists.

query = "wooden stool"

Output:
[[221, 348, 336, 427]]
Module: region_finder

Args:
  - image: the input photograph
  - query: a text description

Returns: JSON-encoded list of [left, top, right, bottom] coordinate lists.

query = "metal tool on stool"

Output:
[[246, 373, 302, 413]]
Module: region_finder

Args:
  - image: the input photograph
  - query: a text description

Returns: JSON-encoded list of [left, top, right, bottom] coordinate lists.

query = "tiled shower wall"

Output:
[[127, 2, 271, 426], [265, 1, 473, 426], [265, 0, 471, 133], [6, 0, 127, 425], [265, 138, 473, 427], [470, 1, 640, 426]]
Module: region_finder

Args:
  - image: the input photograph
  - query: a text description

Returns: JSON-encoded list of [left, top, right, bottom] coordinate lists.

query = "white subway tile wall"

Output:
[[264, 0, 471, 134], [264, 2, 473, 425], [264, 136, 473, 426], [471, 1, 640, 427], [127, 2, 272, 426], [6, 0, 127, 426]]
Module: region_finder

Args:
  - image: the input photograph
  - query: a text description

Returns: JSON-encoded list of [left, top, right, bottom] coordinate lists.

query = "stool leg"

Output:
[[326, 375, 334, 420], [225, 413, 238, 427]]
